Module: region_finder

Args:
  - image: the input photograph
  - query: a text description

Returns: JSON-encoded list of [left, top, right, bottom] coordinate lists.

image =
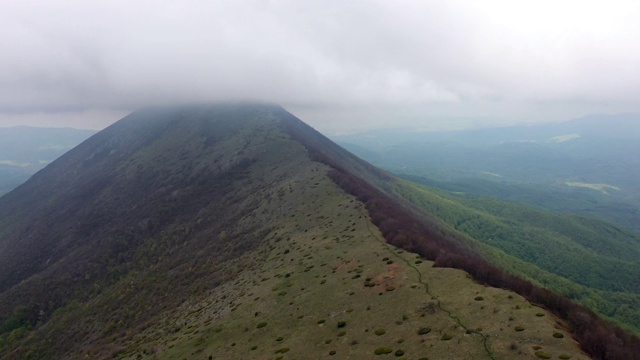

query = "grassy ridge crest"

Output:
[[283, 118, 640, 359]]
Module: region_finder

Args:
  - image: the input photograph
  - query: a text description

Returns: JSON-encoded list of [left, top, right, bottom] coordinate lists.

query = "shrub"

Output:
[[474, 296, 484, 301], [374, 347, 393, 355], [441, 334, 453, 340], [374, 329, 386, 335], [274, 348, 290, 354], [553, 332, 564, 338], [395, 349, 405, 356], [559, 355, 571, 359], [337, 321, 347, 328], [417, 327, 431, 335], [534, 351, 551, 359], [514, 326, 525, 332], [256, 322, 267, 329]]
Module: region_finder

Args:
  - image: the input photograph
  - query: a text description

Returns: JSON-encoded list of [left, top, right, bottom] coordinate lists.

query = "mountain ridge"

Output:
[[0, 103, 637, 359]]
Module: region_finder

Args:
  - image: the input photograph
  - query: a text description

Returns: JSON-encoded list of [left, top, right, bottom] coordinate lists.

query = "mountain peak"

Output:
[[0, 104, 631, 359]]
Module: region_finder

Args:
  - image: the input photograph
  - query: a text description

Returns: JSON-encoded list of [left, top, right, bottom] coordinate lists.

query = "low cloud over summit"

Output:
[[2, 0, 640, 131]]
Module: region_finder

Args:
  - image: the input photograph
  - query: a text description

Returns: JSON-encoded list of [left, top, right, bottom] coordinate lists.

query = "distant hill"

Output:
[[333, 114, 640, 233], [0, 104, 637, 359], [0, 127, 96, 195]]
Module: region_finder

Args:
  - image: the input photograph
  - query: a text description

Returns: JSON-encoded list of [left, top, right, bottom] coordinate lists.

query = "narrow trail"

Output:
[[358, 207, 497, 360]]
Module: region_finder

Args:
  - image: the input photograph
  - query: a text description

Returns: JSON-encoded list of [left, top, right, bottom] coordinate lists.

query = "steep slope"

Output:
[[0, 103, 627, 359], [0, 104, 306, 357]]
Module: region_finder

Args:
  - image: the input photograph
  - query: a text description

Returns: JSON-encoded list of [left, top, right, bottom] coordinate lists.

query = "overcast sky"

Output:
[[1, 0, 639, 133]]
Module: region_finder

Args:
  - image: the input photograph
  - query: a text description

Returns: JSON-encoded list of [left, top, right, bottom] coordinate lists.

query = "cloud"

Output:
[[1, 0, 640, 130]]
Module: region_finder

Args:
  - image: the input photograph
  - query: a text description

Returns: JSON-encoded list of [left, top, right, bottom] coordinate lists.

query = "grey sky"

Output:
[[1, 0, 639, 134]]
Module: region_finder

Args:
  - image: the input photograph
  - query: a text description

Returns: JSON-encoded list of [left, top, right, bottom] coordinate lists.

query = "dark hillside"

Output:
[[0, 103, 311, 357], [0, 105, 270, 291]]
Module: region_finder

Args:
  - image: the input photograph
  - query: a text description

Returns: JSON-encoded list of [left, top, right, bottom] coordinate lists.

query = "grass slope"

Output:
[[0, 105, 587, 359], [136, 164, 587, 360]]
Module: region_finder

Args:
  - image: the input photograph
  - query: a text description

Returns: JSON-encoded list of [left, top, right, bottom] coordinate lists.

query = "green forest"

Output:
[[390, 178, 640, 334]]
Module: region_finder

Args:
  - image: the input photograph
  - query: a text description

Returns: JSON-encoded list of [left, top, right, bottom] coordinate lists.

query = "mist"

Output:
[[1, 0, 640, 132]]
